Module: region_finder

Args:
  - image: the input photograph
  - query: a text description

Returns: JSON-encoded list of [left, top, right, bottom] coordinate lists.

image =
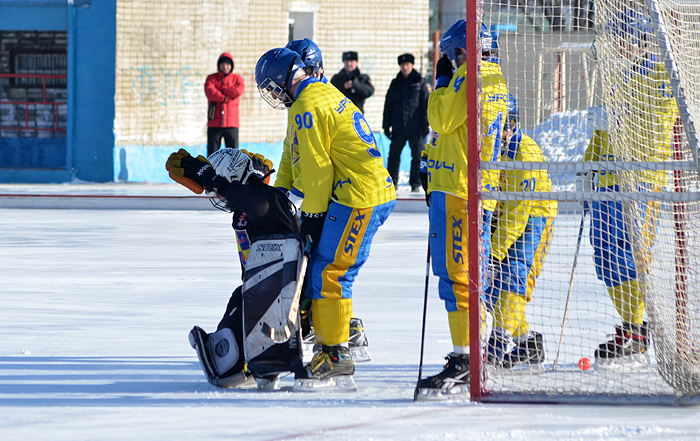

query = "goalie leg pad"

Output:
[[189, 326, 255, 389]]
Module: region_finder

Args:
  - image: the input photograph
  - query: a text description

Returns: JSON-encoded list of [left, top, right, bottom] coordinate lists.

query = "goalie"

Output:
[[166, 147, 307, 390]]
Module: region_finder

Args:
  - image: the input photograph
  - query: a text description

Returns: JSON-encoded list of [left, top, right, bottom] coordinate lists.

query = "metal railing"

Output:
[[0, 73, 67, 133]]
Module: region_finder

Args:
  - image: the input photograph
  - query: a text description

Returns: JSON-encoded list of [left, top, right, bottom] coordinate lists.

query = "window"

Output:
[[12, 51, 67, 88]]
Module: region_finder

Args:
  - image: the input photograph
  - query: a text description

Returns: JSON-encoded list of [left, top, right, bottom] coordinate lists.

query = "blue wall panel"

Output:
[[70, 1, 116, 182]]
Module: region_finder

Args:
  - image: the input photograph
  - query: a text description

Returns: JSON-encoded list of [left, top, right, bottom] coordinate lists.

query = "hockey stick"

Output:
[[414, 241, 431, 401], [552, 209, 586, 371]]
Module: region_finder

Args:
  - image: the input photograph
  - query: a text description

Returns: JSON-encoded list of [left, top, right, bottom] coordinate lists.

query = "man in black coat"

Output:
[[330, 51, 375, 113], [382, 53, 430, 192]]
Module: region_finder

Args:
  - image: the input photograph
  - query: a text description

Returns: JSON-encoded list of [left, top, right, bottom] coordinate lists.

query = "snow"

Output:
[[2, 198, 700, 440]]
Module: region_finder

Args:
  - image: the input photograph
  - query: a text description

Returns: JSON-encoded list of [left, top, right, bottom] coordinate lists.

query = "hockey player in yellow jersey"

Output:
[[255, 47, 395, 392], [276, 39, 373, 365], [578, 9, 679, 368], [416, 20, 508, 400], [485, 93, 557, 369]]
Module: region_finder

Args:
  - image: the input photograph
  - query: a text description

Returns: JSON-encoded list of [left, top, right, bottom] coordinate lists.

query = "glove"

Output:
[[241, 149, 274, 184], [419, 150, 429, 193], [435, 55, 454, 89], [166, 149, 227, 194], [300, 211, 326, 252], [384, 128, 392, 140], [575, 172, 593, 212]]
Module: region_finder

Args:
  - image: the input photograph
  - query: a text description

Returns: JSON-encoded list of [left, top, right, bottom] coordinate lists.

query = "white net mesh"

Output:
[[476, 0, 700, 403]]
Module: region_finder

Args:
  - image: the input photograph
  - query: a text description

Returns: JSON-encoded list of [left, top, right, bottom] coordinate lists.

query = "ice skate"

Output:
[[414, 353, 470, 401], [594, 322, 650, 370], [188, 326, 256, 389], [488, 332, 545, 371], [255, 374, 281, 391], [305, 317, 371, 363], [348, 317, 371, 363], [293, 345, 357, 392]]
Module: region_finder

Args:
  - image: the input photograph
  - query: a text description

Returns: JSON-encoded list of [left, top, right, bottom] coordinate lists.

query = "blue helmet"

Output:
[[255, 47, 306, 110], [504, 93, 519, 132], [481, 23, 499, 62], [607, 9, 652, 49], [439, 19, 466, 62], [285, 38, 324, 76]]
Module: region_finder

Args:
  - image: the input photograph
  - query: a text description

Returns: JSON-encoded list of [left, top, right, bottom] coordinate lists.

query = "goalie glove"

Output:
[[166, 149, 228, 194], [575, 172, 593, 212], [241, 149, 275, 184]]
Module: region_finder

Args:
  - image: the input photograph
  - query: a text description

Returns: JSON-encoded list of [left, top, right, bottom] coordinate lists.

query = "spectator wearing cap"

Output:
[[382, 53, 430, 192], [204, 52, 245, 156], [330, 51, 374, 113]]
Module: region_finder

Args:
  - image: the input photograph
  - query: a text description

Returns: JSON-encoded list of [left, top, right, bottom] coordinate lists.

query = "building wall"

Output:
[[114, 0, 430, 183], [0, 0, 116, 183]]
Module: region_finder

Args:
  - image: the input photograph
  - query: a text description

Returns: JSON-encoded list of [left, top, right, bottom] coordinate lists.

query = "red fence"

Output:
[[0, 73, 67, 133]]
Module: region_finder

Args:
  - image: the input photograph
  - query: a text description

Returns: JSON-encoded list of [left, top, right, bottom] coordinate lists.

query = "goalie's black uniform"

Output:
[[183, 149, 308, 389]]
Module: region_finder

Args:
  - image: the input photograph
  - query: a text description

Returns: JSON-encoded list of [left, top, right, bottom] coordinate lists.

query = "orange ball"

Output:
[[578, 357, 592, 371]]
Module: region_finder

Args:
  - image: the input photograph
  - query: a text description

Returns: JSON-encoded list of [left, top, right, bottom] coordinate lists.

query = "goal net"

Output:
[[472, 0, 700, 404]]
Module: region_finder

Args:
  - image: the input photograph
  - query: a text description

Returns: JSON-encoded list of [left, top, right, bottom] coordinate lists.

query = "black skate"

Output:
[[594, 322, 650, 370], [415, 353, 470, 401], [488, 332, 545, 370], [348, 317, 371, 363], [188, 326, 255, 389], [293, 345, 356, 392]]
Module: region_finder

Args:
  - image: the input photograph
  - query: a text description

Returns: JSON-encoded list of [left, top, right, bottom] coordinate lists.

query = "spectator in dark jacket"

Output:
[[382, 53, 430, 191], [330, 51, 374, 113], [204, 53, 246, 156]]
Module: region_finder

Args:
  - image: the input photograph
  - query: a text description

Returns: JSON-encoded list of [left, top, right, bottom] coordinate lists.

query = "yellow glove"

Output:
[[165, 149, 212, 194], [240, 149, 275, 184]]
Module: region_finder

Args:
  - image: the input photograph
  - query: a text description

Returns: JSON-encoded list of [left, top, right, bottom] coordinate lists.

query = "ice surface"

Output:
[[1, 207, 700, 440]]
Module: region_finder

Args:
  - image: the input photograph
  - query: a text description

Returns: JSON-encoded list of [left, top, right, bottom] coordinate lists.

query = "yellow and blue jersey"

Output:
[[587, 58, 678, 188], [491, 130, 558, 262], [287, 78, 395, 214], [425, 60, 507, 212]]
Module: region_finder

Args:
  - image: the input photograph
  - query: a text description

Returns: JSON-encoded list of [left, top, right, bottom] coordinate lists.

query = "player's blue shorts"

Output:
[[485, 216, 553, 310], [428, 191, 492, 313], [590, 184, 660, 288], [306, 199, 395, 300]]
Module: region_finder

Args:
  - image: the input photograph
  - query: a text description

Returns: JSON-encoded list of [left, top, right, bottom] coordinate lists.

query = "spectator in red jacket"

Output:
[[205, 53, 245, 156]]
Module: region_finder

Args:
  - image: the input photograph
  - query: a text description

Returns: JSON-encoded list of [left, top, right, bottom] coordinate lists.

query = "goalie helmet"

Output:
[[255, 48, 306, 110], [503, 93, 519, 132], [208, 148, 256, 185], [286, 38, 324, 77]]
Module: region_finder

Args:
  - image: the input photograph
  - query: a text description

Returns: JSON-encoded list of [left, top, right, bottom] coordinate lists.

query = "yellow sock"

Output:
[[608, 279, 645, 325], [448, 309, 470, 348], [492, 291, 529, 338], [313, 298, 353, 346]]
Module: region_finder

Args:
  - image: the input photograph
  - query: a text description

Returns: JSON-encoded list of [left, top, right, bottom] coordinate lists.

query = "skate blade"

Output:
[[488, 362, 545, 375], [255, 377, 281, 391], [212, 372, 257, 389], [293, 375, 357, 392], [595, 353, 650, 372], [350, 346, 371, 363], [414, 385, 469, 402]]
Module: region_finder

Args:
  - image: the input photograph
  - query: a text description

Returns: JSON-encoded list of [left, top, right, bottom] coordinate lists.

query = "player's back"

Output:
[[290, 81, 395, 210]]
